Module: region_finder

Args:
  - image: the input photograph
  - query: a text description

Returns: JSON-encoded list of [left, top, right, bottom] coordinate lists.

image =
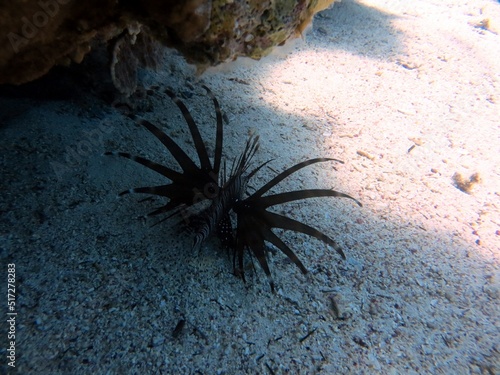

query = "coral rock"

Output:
[[0, 0, 339, 85]]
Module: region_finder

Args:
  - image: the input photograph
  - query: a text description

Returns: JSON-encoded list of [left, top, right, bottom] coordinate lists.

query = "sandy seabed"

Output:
[[1, 0, 499, 374]]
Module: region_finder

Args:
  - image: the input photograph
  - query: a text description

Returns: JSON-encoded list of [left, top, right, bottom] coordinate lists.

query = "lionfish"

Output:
[[106, 86, 361, 291]]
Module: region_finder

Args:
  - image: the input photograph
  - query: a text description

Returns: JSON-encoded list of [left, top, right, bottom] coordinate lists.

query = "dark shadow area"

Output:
[[0, 67, 82, 101], [0, 68, 81, 128], [0, 45, 119, 129], [0, 45, 116, 100]]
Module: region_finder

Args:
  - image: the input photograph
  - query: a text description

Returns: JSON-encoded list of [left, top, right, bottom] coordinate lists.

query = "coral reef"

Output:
[[0, 0, 339, 86]]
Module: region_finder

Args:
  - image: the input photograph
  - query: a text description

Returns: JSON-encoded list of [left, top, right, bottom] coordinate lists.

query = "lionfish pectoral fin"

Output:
[[252, 158, 344, 198], [164, 88, 212, 171], [259, 210, 347, 260], [259, 225, 308, 274], [138, 119, 200, 176], [236, 215, 275, 291], [104, 151, 184, 181], [202, 85, 223, 176], [255, 189, 363, 209]]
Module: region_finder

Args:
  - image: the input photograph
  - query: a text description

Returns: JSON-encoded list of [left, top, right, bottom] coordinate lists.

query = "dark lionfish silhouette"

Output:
[[106, 86, 361, 291]]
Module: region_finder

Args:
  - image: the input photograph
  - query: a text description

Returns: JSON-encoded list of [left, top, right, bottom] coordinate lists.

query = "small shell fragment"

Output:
[[357, 150, 375, 161]]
